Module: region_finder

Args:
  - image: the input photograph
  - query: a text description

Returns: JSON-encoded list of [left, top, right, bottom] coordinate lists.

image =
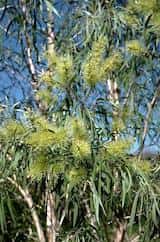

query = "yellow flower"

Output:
[[71, 139, 91, 159], [26, 130, 55, 147], [98, 139, 133, 161], [55, 54, 74, 87], [40, 70, 54, 86], [31, 115, 52, 130], [67, 117, 88, 140], [28, 153, 48, 179], [126, 40, 145, 56], [102, 52, 123, 74], [82, 36, 107, 86], [0, 120, 26, 141], [131, 158, 152, 174], [67, 167, 87, 185], [120, 11, 139, 27], [128, 0, 158, 14], [36, 89, 52, 105], [51, 162, 65, 175]]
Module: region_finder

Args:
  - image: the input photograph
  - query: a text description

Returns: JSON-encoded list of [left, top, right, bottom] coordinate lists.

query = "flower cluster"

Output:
[[83, 36, 123, 86], [98, 139, 132, 161], [126, 40, 145, 56], [128, 0, 158, 14], [82, 36, 106, 86], [119, 11, 139, 28], [36, 89, 52, 106], [55, 54, 74, 87], [71, 139, 91, 159], [103, 52, 123, 73], [67, 167, 87, 185], [28, 152, 48, 179], [0, 120, 26, 141], [67, 117, 91, 160], [131, 158, 152, 174], [40, 70, 54, 86]]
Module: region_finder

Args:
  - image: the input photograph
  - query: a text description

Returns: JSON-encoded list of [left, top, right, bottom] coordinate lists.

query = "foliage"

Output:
[[0, 0, 160, 242]]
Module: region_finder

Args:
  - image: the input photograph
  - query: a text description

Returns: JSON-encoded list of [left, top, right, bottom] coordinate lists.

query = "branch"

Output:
[[20, 0, 38, 87], [7, 176, 46, 242], [141, 82, 160, 151]]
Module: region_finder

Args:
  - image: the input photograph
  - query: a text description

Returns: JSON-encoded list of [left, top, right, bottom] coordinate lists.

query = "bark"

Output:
[[114, 221, 126, 242], [46, 191, 57, 242]]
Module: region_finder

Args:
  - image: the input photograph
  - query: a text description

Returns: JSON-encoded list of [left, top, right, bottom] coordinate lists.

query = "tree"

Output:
[[0, 0, 160, 241]]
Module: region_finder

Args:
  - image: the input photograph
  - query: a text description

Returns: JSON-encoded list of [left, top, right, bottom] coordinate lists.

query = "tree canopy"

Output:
[[0, 0, 160, 241]]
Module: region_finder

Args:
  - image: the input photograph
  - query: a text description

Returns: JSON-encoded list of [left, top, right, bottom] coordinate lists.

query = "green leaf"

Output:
[[90, 180, 106, 224], [73, 202, 78, 227], [7, 197, 16, 225], [152, 202, 158, 227], [129, 190, 140, 231], [46, 0, 60, 17]]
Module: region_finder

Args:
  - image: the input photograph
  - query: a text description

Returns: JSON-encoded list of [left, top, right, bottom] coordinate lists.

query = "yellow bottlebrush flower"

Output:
[[67, 167, 87, 185], [45, 48, 58, 68], [28, 153, 48, 179], [71, 139, 91, 159], [66, 117, 88, 140], [126, 40, 145, 56], [55, 54, 74, 87], [151, 13, 160, 28], [25, 130, 55, 147], [119, 11, 139, 28], [82, 36, 107, 86], [82, 60, 104, 86], [53, 127, 68, 146], [0, 120, 26, 141], [26, 126, 67, 148], [31, 115, 52, 130], [105, 139, 132, 158], [131, 158, 152, 174], [91, 36, 106, 59], [102, 51, 123, 74], [128, 0, 158, 14], [40, 70, 54, 86], [36, 89, 52, 105], [112, 118, 125, 133], [51, 162, 65, 175], [44, 48, 74, 88]]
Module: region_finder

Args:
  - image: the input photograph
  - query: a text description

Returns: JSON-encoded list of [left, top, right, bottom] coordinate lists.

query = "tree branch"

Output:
[[141, 82, 160, 151], [7, 176, 46, 242]]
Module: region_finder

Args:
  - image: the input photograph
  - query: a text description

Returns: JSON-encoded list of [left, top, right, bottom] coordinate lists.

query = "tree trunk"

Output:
[[114, 221, 126, 242], [46, 191, 57, 242]]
